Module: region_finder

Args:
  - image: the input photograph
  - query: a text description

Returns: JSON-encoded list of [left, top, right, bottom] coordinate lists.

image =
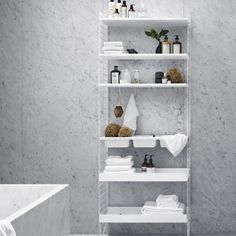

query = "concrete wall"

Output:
[[0, 0, 236, 234]]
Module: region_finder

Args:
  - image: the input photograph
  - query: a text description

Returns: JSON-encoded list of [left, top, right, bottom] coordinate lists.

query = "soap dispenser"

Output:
[[172, 35, 182, 54], [141, 154, 148, 172], [162, 35, 171, 54], [147, 155, 155, 173]]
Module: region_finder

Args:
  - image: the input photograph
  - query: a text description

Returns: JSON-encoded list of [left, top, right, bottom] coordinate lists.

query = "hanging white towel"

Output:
[[141, 201, 185, 215], [0, 220, 16, 236], [159, 133, 188, 157], [123, 94, 139, 132]]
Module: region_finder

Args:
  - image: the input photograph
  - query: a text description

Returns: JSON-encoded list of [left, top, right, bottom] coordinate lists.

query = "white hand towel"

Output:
[[156, 194, 179, 203], [159, 134, 188, 157], [123, 94, 139, 132], [0, 220, 16, 236], [104, 41, 123, 47], [104, 168, 135, 173], [105, 165, 133, 172], [141, 201, 185, 215], [103, 46, 124, 51]]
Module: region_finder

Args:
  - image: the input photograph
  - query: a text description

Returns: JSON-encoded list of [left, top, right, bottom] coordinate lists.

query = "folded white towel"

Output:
[[106, 155, 133, 165], [105, 165, 133, 172], [156, 194, 179, 203], [104, 41, 123, 47], [159, 134, 188, 157], [103, 46, 124, 51], [104, 168, 135, 173], [103, 51, 124, 54], [156, 202, 179, 207], [141, 201, 185, 215], [0, 220, 16, 236]]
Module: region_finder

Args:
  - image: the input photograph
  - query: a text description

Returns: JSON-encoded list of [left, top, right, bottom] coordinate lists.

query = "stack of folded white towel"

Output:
[[141, 194, 185, 215], [102, 41, 124, 54], [104, 155, 135, 173]]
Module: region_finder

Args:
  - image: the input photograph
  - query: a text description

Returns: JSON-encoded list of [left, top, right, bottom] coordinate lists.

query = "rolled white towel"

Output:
[[141, 201, 185, 215]]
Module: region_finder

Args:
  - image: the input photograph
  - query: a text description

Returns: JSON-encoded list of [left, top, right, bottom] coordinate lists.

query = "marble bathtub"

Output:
[[0, 184, 70, 236]]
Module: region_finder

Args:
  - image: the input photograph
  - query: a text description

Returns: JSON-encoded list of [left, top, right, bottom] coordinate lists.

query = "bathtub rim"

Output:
[[1, 184, 69, 222]]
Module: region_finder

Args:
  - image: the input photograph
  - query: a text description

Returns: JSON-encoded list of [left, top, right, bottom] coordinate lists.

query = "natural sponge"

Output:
[[118, 126, 133, 137], [105, 123, 121, 137], [167, 68, 184, 83]]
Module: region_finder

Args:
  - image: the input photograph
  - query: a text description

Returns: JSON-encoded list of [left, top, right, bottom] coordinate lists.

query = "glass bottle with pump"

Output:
[[141, 154, 148, 172], [121, 1, 127, 18], [128, 4, 136, 18], [162, 35, 171, 54], [110, 65, 121, 84], [116, 0, 122, 15], [147, 155, 155, 173], [172, 35, 182, 54], [108, 0, 115, 18]]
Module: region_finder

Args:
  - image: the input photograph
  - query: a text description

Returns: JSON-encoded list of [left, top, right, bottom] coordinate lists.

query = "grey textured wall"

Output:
[[0, 0, 236, 235]]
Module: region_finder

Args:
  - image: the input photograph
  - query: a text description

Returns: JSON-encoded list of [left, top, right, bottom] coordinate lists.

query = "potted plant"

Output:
[[145, 28, 169, 53]]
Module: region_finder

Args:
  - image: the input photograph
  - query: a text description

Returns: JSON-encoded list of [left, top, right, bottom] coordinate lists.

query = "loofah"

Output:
[[167, 68, 184, 83], [118, 126, 133, 137], [105, 123, 121, 137]]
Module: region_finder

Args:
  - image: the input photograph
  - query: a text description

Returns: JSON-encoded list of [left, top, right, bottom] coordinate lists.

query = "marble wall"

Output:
[[0, 0, 236, 234]]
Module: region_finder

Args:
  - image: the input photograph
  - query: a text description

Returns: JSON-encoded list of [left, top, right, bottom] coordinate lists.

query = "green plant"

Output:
[[145, 28, 169, 41]]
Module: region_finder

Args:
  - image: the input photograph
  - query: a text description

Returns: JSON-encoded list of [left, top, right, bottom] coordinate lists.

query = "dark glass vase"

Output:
[[156, 40, 162, 54]]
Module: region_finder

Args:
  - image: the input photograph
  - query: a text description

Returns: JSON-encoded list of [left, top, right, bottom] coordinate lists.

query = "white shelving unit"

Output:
[[98, 16, 191, 236]]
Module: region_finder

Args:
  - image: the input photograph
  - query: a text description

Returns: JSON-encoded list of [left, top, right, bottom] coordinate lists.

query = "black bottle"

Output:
[[141, 154, 148, 172], [110, 65, 121, 84], [172, 35, 182, 54], [147, 155, 155, 173]]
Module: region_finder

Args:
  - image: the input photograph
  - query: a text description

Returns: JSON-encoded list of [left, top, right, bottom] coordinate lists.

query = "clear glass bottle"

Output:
[[132, 69, 140, 83], [114, 8, 120, 18]]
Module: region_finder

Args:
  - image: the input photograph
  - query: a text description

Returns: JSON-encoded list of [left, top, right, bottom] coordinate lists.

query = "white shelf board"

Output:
[[99, 168, 189, 182], [99, 17, 189, 27], [100, 207, 188, 223], [100, 53, 188, 60], [99, 83, 188, 88]]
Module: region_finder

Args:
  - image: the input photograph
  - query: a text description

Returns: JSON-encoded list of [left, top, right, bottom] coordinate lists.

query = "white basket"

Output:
[[133, 135, 157, 148], [105, 139, 131, 148]]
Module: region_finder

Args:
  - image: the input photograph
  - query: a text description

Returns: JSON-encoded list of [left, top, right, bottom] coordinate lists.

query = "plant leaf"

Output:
[[145, 31, 152, 37], [159, 29, 169, 37]]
